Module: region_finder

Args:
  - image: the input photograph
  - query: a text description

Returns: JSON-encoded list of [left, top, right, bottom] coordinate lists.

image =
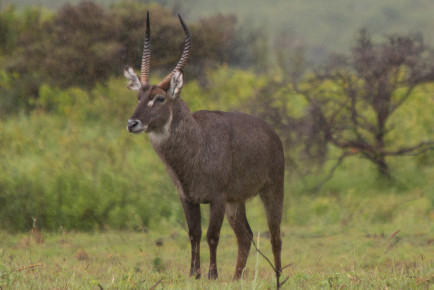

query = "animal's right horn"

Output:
[[158, 14, 191, 90], [140, 11, 151, 85]]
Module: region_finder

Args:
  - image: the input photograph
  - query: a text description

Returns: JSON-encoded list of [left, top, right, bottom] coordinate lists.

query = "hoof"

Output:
[[190, 270, 201, 279], [208, 269, 218, 280]]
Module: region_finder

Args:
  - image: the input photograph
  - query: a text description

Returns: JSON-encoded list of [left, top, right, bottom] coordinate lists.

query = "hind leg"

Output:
[[259, 183, 283, 276], [225, 202, 253, 280]]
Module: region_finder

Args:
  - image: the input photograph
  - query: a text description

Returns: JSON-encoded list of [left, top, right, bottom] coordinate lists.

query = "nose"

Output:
[[127, 119, 139, 132]]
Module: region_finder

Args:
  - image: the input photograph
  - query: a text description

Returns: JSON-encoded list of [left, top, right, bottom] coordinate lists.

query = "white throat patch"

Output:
[[149, 110, 173, 145]]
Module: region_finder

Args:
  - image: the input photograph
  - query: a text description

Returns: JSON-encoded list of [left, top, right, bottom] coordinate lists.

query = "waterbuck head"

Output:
[[124, 12, 191, 135]]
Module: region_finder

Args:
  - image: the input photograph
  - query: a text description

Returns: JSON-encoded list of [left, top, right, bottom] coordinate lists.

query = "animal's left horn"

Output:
[[158, 14, 191, 90], [140, 11, 151, 85]]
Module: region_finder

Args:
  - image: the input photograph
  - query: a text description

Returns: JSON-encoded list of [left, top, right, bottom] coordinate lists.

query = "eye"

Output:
[[155, 95, 166, 103]]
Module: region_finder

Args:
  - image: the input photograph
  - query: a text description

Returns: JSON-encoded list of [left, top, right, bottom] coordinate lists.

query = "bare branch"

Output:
[[229, 216, 291, 289], [329, 138, 376, 154], [249, 233, 276, 272], [149, 279, 162, 290], [390, 85, 415, 114], [310, 151, 356, 193], [385, 141, 434, 156]]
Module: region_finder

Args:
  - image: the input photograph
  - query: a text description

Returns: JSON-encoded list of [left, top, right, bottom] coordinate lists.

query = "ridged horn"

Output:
[[158, 14, 191, 90], [140, 11, 151, 85]]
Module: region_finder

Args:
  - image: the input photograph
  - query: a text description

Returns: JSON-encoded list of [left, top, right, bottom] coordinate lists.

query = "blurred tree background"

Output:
[[0, 0, 433, 232]]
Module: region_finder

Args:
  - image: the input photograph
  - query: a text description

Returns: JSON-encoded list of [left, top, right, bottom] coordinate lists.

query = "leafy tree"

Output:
[[0, 1, 263, 114], [43, 1, 123, 89], [0, 6, 50, 115]]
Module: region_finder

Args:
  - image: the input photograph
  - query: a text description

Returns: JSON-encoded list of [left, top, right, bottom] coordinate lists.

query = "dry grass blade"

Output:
[[15, 263, 43, 272], [376, 229, 402, 273], [385, 229, 401, 253], [416, 273, 434, 286], [388, 229, 401, 241]]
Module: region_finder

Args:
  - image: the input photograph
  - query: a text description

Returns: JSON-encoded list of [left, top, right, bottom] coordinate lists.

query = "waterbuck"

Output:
[[124, 12, 284, 280]]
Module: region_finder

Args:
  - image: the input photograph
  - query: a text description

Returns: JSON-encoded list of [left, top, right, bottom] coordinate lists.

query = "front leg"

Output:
[[180, 198, 202, 278], [207, 199, 226, 279]]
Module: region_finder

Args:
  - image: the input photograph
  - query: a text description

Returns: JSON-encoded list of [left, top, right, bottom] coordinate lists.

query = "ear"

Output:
[[124, 65, 141, 91], [168, 70, 184, 99]]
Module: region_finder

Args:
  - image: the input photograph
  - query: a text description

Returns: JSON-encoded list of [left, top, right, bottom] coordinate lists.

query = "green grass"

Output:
[[1, 192, 433, 289]]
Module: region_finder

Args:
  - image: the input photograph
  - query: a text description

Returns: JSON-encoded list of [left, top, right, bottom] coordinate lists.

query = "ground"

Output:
[[1, 196, 433, 289]]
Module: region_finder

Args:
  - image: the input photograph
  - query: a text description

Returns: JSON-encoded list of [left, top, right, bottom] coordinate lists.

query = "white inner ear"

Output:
[[169, 71, 184, 99], [124, 66, 141, 91]]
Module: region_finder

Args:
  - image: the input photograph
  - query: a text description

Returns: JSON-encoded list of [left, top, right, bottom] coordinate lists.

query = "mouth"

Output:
[[129, 127, 146, 134]]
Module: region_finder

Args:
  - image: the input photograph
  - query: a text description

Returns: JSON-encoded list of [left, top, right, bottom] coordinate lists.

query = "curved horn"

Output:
[[140, 11, 151, 85], [158, 14, 191, 90]]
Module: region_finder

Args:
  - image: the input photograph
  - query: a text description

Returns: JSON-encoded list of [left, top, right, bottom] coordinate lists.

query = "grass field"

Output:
[[1, 194, 433, 289]]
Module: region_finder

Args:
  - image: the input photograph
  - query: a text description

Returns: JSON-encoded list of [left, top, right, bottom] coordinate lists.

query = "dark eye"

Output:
[[156, 96, 165, 102]]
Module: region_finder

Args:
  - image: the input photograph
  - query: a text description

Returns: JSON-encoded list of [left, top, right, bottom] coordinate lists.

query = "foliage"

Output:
[[7, 0, 434, 61], [0, 6, 52, 116], [0, 80, 171, 231], [251, 31, 434, 180], [0, 2, 262, 116], [312, 31, 434, 176]]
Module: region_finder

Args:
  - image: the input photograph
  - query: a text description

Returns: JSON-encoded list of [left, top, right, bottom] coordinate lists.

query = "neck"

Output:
[[150, 99, 203, 183], [148, 110, 173, 145]]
